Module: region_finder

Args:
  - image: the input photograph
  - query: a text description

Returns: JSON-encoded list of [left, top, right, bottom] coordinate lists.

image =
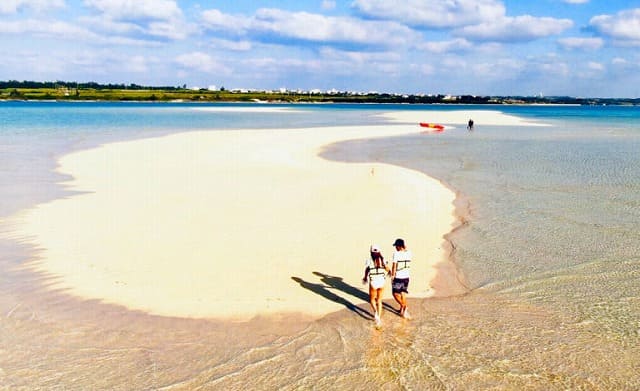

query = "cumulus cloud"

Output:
[[557, 37, 603, 50], [0, 0, 65, 14], [201, 8, 419, 48], [0, 18, 162, 46], [419, 38, 473, 54], [83, 0, 182, 21], [175, 51, 230, 75], [200, 9, 252, 33], [0, 18, 95, 38], [563, 0, 589, 4], [456, 15, 573, 42], [590, 8, 640, 45], [352, 0, 505, 28], [82, 0, 190, 40]]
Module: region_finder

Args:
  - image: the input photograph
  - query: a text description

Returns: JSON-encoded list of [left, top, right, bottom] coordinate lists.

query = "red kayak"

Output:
[[419, 122, 445, 131]]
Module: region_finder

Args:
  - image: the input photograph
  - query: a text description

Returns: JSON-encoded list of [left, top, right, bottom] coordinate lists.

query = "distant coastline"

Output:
[[1, 80, 639, 105]]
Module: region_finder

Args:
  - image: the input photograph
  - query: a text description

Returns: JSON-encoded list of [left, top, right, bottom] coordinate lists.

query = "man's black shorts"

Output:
[[392, 278, 409, 294]]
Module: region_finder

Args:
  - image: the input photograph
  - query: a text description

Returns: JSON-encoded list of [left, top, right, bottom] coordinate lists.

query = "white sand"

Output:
[[382, 109, 547, 127], [9, 109, 524, 320]]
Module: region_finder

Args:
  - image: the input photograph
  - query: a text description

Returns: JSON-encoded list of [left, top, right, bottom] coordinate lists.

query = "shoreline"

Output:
[[1, 99, 601, 107]]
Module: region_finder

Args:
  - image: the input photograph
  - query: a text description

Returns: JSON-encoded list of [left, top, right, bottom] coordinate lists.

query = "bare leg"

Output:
[[393, 292, 404, 315], [400, 293, 410, 319], [375, 288, 384, 318], [369, 285, 377, 318]]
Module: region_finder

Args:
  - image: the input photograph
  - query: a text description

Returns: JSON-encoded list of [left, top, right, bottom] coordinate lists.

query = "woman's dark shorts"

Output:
[[392, 278, 409, 294]]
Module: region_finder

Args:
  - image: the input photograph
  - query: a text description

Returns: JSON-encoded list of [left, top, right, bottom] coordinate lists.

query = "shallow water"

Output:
[[320, 111, 640, 389], [1, 102, 639, 389]]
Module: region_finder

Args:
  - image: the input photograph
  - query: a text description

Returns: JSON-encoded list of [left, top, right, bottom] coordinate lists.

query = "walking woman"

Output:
[[391, 238, 412, 319], [363, 245, 390, 326]]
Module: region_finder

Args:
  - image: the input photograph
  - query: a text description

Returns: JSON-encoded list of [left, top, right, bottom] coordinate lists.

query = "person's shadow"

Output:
[[313, 272, 396, 314], [291, 271, 396, 320]]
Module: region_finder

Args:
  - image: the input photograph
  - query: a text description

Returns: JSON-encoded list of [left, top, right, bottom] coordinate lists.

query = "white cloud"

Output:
[[209, 38, 252, 51], [200, 9, 251, 33], [590, 8, 640, 45], [0, 0, 65, 14], [125, 55, 149, 73], [557, 37, 603, 50], [587, 61, 604, 71], [145, 20, 189, 40], [82, 0, 190, 40], [563, 0, 588, 4], [314, 47, 403, 77], [0, 48, 156, 81], [0, 18, 95, 37], [471, 58, 525, 79], [83, 0, 182, 21], [456, 15, 573, 42], [238, 56, 327, 79], [201, 8, 419, 48], [78, 16, 142, 35], [611, 57, 628, 66], [352, 0, 505, 28], [0, 18, 162, 46], [175, 51, 230, 75], [610, 57, 640, 70], [319, 47, 401, 63], [529, 53, 571, 77], [419, 38, 473, 54], [79, 15, 190, 41], [321, 0, 336, 11]]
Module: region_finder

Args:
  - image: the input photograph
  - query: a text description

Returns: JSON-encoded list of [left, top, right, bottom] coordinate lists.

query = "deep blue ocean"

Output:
[[1, 101, 638, 389]]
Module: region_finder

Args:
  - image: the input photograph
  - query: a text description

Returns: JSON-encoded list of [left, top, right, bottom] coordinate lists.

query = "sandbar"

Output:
[[9, 109, 520, 320], [382, 109, 546, 127]]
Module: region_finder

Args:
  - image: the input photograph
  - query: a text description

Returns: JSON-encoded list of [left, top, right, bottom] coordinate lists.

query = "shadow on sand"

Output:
[[291, 271, 396, 320]]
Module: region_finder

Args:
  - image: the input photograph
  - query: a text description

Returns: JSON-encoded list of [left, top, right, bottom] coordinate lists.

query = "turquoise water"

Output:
[[1, 102, 639, 389]]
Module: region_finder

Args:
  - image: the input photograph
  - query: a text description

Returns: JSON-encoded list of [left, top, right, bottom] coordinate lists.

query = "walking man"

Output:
[[391, 238, 412, 319]]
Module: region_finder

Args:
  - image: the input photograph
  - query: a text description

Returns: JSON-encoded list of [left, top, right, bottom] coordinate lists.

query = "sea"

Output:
[[0, 101, 638, 390]]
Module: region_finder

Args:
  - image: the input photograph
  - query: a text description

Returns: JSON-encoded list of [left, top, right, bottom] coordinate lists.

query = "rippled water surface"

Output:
[[1, 102, 639, 389]]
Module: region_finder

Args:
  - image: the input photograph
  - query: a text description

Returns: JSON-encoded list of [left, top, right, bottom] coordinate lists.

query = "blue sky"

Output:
[[2, 0, 640, 97]]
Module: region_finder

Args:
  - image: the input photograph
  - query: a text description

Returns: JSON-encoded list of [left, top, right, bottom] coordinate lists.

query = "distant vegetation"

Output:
[[1, 80, 639, 105]]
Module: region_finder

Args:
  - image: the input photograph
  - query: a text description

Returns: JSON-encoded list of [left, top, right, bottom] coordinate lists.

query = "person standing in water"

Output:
[[363, 244, 390, 326], [391, 238, 412, 319]]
